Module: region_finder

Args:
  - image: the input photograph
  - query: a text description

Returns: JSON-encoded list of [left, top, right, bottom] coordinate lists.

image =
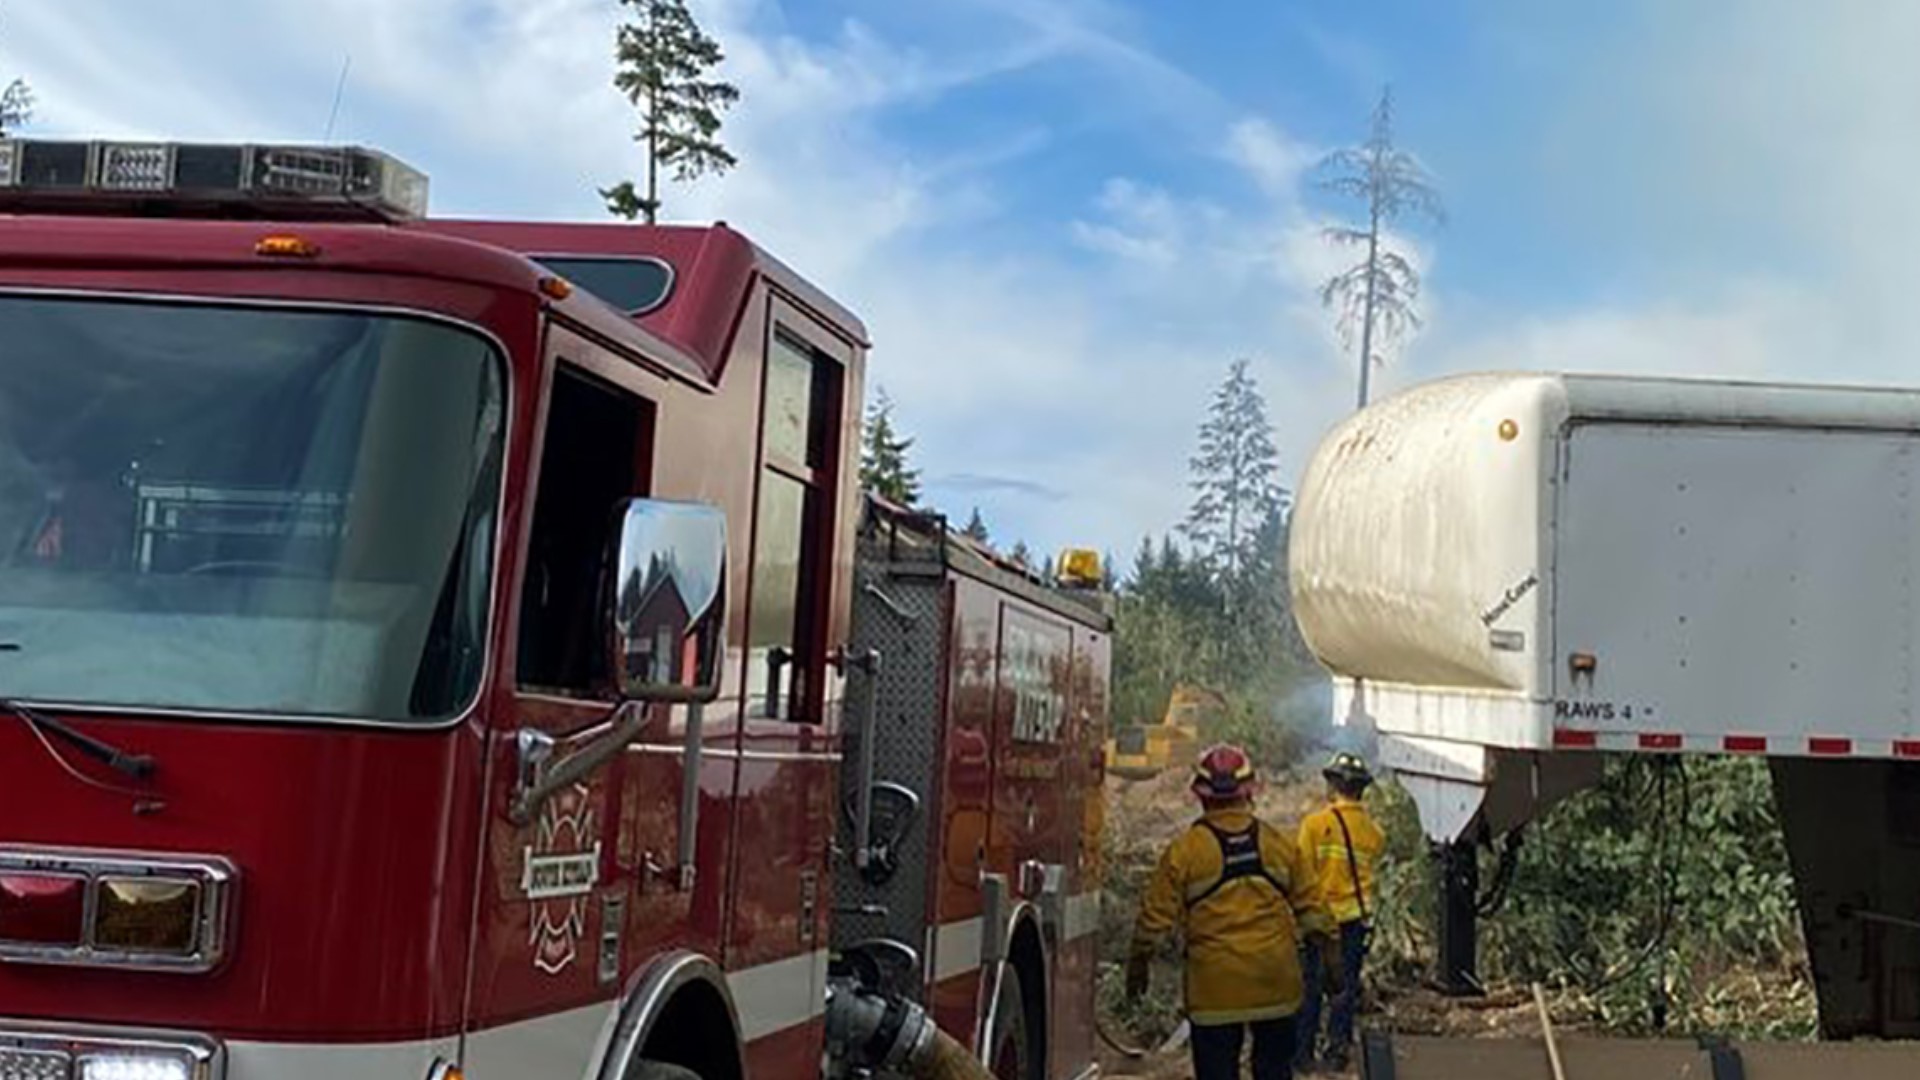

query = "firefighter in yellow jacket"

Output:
[[1126, 744, 1333, 1080], [1293, 752, 1387, 1073]]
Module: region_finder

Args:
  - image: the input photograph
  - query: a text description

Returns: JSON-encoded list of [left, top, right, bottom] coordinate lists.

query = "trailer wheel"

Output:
[[629, 1060, 704, 1080], [987, 973, 1032, 1080]]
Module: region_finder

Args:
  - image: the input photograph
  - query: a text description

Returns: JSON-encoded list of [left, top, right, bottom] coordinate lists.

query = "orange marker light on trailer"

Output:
[[254, 234, 321, 259], [537, 275, 574, 300]]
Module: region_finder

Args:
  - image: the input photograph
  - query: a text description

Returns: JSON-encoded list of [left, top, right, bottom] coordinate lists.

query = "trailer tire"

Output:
[[987, 973, 1032, 1080], [629, 1060, 704, 1080]]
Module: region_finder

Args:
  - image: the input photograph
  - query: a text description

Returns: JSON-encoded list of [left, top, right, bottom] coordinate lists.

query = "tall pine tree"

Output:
[[1110, 366, 1319, 766], [1181, 359, 1286, 592], [860, 387, 922, 506], [603, 0, 740, 223], [962, 507, 991, 543]]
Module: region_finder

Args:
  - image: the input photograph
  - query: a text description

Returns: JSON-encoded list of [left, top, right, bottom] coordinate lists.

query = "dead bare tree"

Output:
[[0, 9, 31, 136], [1318, 87, 1443, 407]]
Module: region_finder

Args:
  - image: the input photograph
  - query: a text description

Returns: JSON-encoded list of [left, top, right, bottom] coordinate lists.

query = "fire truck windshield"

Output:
[[0, 293, 506, 724]]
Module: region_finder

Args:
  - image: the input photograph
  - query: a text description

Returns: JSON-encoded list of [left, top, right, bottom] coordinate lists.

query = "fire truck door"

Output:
[[466, 352, 695, 1077], [725, 315, 845, 1069]]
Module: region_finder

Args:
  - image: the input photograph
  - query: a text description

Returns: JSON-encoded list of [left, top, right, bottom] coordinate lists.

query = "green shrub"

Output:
[[1370, 756, 1813, 1038]]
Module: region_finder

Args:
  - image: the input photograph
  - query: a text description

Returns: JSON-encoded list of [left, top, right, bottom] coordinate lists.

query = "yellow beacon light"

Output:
[[1056, 548, 1103, 588]]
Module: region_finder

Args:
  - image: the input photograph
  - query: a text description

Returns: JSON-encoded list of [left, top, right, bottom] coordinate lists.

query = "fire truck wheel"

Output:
[[987, 974, 1032, 1080], [628, 1060, 704, 1080]]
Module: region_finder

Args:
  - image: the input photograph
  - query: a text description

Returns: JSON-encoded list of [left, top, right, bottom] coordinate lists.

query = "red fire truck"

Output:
[[0, 140, 1112, 1080]]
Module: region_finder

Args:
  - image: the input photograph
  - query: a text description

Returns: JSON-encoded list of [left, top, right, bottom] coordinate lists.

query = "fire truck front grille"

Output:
[[0, 1045, 71, 1080]]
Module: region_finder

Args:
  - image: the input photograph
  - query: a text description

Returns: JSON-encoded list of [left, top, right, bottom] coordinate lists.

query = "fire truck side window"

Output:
[[747, 330, 837, 721], [517, 367, 646, 696]]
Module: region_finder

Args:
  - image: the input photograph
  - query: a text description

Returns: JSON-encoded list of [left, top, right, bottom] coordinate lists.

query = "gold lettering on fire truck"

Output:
[[521, 782, 601, 975], [1001, 756, 1061, 781], [1006, 616, 1065, 744]]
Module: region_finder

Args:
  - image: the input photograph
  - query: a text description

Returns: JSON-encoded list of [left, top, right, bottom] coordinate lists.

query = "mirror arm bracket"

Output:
[[509, 701, 649, 827], [674, 699, 705, 892]]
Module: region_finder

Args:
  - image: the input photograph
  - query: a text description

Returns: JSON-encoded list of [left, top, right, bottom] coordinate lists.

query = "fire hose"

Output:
[[1095, 1019, 1149, 1059], [826, 982, 997, 1080]]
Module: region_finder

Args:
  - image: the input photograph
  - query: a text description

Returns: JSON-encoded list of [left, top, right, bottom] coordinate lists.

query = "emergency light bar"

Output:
[[0, 139, 429, 221]]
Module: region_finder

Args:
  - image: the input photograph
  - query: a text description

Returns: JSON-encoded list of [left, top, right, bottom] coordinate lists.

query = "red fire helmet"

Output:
[[1191, 743, 1258, 802]]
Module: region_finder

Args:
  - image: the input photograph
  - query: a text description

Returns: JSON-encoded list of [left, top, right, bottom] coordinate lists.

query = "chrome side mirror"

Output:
[[608, 499, 727, 703]]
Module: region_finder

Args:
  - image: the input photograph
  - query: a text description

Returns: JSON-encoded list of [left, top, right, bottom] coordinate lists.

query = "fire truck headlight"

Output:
[[92, 877, 201, 956], [0, 1045, 70, 1080], [76, 1051, 193, 1080]]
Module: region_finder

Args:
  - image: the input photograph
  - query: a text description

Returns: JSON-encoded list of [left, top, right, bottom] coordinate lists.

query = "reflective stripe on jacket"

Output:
[[1129, 805, 1332, 1025], [1297, 796, 1386, 926]]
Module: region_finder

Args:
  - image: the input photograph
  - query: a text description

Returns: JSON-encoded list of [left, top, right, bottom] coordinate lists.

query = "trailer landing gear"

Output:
[[1435, 839, 1481, 997]]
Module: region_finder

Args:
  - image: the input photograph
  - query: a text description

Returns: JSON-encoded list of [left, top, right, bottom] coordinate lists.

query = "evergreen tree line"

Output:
[[1111, 360, 1320, 765], [861, 363, 1320, 764], [859, 385, 1072, 578]]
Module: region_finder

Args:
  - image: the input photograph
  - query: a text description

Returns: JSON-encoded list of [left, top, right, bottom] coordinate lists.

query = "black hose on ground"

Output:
[[1096, 1019, 1149, 1059], [1475, 828, 1526, 918]]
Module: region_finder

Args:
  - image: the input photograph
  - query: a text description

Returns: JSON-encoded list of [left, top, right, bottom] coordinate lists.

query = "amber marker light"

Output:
[[537, 275, 574, 300], [254, 234, 322, 258], [92, 877, 202, 955], [1498, 418, 1520, 441]]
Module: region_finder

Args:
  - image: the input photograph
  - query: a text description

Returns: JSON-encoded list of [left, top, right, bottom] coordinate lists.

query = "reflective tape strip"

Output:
[[225, 1035, 460, 1079], [217, 898, 1121, 1079], [204, 951, 831, 1080], [930, 916, 985, 983], [728, 948, 829, 1041], [1062, 891, 1102, 942], [463, 1000, 612, 1079], [1555, 730, 1920, 758], [930, 891, 1104, 983]]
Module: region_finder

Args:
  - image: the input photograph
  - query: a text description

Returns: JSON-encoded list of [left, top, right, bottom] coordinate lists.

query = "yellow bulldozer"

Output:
[[1104, 684, 1223, 780]]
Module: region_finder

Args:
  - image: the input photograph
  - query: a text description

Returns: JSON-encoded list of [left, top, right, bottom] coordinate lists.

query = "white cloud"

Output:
[[1517, 0, 1920, 389], [1416, 282, 1835, 390], [1227, 118, 1317, 202], [0, 0, 1374, 558]]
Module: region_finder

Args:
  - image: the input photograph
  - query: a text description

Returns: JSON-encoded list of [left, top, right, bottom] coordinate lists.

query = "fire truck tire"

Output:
[[986, 973, 1032, 1080], [628, 1060, 704, 1080]]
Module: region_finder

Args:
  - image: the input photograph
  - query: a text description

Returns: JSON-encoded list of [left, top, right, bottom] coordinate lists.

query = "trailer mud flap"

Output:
[[1360, 1033, 1920, 1079]]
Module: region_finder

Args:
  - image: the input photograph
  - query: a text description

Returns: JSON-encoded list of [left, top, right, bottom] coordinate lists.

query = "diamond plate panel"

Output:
[[833, 529, 951, 995]]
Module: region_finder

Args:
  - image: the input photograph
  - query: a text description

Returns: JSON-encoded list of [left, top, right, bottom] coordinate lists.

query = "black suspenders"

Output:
[[1185, 820, 1287, 908]]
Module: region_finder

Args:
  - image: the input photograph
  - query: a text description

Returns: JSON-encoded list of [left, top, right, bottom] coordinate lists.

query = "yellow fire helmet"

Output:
[[1322, 751, 1373, 788]]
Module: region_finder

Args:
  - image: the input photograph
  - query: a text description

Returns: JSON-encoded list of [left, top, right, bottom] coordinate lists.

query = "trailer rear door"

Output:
[[1552, 422, 1920, 750]]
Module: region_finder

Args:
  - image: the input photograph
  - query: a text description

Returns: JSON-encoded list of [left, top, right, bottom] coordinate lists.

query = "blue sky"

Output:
[[5, 0, 1914, 562]]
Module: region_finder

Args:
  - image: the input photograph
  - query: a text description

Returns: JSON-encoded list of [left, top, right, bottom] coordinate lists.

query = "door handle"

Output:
[[764, 646, 791, 719]]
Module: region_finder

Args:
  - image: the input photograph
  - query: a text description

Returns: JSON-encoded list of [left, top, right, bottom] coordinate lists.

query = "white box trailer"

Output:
[[1290, 372, 1920, 1038]]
